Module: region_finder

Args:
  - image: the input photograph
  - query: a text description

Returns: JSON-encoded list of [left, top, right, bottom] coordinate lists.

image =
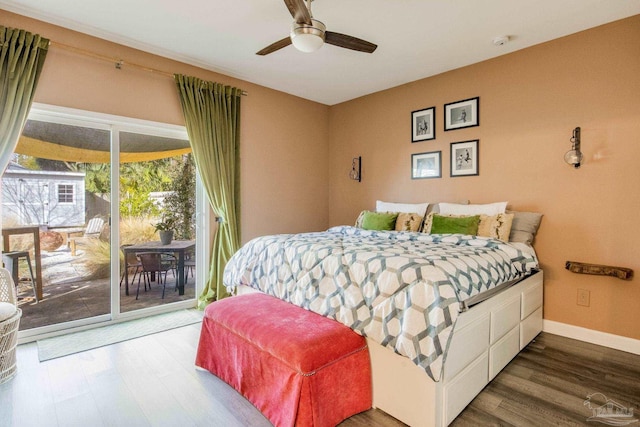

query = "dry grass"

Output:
[[74, 238, 111, 279], [119, 216, 158, 245], [75, 216, 160, 279]]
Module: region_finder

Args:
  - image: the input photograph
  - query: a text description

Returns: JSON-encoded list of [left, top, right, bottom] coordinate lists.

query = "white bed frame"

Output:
[[368, 270, 543, 426], [238, 270, 543, 427]]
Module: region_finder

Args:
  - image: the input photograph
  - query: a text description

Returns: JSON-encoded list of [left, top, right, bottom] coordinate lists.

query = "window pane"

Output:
[[119, 131, 195, 313], [58, 184, 74, 203], [2, 119, 110, 330]]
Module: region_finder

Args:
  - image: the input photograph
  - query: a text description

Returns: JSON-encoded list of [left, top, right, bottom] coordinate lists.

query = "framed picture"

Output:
[[411, 106, 435, 142], [412, 151, 441, 179], [450, 140, 479, 177], [444, 97, 479, 131]]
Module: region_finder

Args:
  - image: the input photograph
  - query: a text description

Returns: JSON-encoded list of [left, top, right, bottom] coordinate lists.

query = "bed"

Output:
[[223, 205, 543, 426]]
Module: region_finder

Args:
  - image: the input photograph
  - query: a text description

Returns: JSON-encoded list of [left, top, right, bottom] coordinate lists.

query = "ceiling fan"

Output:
[[256, 0, 377, 55]]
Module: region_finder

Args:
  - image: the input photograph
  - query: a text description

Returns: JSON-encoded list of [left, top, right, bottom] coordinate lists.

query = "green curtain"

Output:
[[174, 74, 242, 308], [0, 26, 49, 172]]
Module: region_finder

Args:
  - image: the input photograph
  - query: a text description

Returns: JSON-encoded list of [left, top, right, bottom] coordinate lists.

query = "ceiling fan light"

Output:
[[290, 19, 326, 53], [291, 33, 324, 52]]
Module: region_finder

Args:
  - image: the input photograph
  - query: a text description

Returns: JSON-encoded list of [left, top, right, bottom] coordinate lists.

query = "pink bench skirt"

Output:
[[196, 293, 372, 427]]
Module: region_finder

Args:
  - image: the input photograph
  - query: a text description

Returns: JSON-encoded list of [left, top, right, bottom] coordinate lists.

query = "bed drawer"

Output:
[[444, 351, 489, 425], [489, 325, 519, 380], [520, 306, 543, 349], [444, 314, 490, 381], [490, 296, 520, 344], [521, 280, 543, 320]]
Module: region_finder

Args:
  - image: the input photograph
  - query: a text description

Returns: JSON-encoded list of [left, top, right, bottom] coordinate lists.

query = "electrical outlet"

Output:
[[577, 289, 590, 307]]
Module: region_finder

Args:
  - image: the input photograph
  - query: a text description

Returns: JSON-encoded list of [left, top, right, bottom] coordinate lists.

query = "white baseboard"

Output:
[[543, 320, 640, 355]]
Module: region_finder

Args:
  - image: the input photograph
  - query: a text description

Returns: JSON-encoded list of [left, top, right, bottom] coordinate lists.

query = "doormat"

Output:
[[37, 309, 202, 362]]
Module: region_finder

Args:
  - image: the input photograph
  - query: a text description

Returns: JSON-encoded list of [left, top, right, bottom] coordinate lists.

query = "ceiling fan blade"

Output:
[[256, 37, 292, 55], [283, 0, 312, 25], [325, 31, 377, 53]]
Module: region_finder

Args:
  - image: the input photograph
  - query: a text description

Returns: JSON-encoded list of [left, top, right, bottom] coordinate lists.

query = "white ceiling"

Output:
[[2, 0, 640, 105]]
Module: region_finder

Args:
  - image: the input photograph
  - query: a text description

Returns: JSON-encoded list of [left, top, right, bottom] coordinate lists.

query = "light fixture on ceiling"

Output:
[[349, 156, 361, 182], [257, 0, 377, 56], [564, 127, 583, 168], [290, 19, 326, 53]]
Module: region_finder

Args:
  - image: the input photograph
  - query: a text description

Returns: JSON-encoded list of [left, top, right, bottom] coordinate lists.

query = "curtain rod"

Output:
[[49, 41, 248, 96]]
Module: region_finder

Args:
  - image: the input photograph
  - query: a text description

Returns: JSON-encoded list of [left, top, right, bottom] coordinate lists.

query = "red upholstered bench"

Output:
[[196, 293, 372, 427]]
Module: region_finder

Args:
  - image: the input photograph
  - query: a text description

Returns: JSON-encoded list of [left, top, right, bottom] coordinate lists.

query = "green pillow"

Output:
[[361, 211, 399, 231], [430, 214, 480, 235]]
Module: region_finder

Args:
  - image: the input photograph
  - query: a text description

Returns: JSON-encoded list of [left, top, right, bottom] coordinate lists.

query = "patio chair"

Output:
[[119, 245, 142, 289], [0, 267, 22, 384], [69, 217, 106, 256], [2, 251, 37, 302], [161, 253, 177, 279], [184, 247, 195, 279], [136, 252, 176, 300], [185, 259, 195, 280]]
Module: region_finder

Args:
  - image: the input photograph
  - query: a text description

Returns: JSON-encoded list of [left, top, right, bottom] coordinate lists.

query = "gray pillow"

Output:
[[507, 210, 543, 245]]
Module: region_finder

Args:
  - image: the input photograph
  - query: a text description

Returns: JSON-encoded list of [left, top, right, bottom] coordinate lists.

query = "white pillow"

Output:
[[0, 302, 16, 322], [376, 200, 429, 217], [439, 201, 507, 216]]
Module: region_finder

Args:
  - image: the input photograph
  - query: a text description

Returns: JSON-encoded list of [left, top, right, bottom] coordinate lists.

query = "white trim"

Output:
[[110, 124, 121, 318], [543, 320, 640, 355], [195, 172, 210, 300]]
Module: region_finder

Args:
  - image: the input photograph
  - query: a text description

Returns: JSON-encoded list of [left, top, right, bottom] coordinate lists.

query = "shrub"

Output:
[[74, 215, 158, 279]]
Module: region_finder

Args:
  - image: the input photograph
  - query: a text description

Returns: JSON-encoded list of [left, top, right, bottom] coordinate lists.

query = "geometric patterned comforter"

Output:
[[223, 226, 539, 381]]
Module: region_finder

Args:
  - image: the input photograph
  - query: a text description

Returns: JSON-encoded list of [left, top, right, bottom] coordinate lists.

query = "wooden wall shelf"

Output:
[[565, 261, 634, 281]]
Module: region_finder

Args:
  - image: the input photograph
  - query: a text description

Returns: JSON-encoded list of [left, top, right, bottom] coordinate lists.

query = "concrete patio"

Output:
[[15, 244, 196, 330]]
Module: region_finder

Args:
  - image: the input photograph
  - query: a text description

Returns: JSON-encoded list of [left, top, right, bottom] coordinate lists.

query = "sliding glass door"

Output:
[[2, 116, 113, 332], [2, 104, 202, 341], [117, 131, 196, 313]]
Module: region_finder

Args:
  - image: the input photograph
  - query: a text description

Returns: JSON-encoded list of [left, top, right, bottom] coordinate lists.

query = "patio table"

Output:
[[122, 240, 195, 297]]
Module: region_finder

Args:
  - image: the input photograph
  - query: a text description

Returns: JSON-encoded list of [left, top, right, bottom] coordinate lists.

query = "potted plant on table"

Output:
[[154, 215, 177, 245]]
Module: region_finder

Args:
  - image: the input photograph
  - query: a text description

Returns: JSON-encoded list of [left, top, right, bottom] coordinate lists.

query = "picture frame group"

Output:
[[410, 97, 480, 178]]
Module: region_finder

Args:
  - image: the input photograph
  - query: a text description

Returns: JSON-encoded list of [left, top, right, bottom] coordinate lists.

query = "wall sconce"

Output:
[[349, 156, 361, 182], [564, 127, 583, 168]]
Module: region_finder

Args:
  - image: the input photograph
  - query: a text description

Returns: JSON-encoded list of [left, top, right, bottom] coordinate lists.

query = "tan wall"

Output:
[[2, 10, 330, 242], [328, 16, 640, 340]]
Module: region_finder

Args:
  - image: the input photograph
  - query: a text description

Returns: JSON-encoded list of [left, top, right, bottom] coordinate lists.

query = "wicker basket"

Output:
[[0, 308, 21, 384]]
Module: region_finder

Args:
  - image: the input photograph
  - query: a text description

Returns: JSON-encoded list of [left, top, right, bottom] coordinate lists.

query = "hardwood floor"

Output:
[[452, 333, 640, 426], [0, 326, 638, 426]]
